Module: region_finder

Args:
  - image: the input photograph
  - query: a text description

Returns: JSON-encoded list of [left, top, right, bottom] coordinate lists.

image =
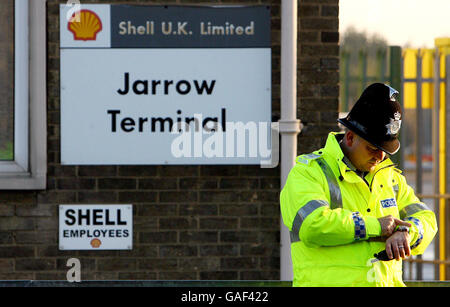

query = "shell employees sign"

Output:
[[59, 4, 272, 165], [59, 205, 133, 250]]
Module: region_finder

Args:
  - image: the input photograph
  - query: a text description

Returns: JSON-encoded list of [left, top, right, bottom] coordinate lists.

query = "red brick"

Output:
[[98, 259, 136, 271], [179, 178, 218, 190], [15, 259, 56, 271], [78, 191, 118, 203], [98, 178, 137, 190], [138, 259, 178, 271], [200, 271, 238, 280], [159, 271, 197, 280], [221, 257, 258, 270], [200, 166, 238, 176], [0, 246, 34, 258], [199, 217, 238, 230], [119, 272, 157, 280], [56, 178, 96, 190], [78, 166, 117, 177], [0, 205, 14, 216], [219, 178, 259, 189], [118, 191, 156, 203], [299, 4, 319, 17], [160, 191, 197, 203], [159, 245, 198, 257], [240, 217, 279, 229], [0, 232, 13, 244], [118, 166, 157, 177], [16, 204, 55, 217], [37, 191, 76, 204], [219, 204, 258, 216], [138, 178, 177, 190], [137, 204, 177, 216], [241, 270, 279, 280], [199, 245, 239, 257], [199, 191, 238, 203], [15, 231, 57, 244], [139, 231, 177, 244], [0, 259, 14, 273], [0, 217, 35, 231], [321, 31, 339, 43], [220, 231, 258, 243], [179, 204, 218, 216], [300, 18, 338, 30], [241, 243, 278, 256], [321, 5, 338, 17], [159, 217, 198, 230], [0, 192, 35, 204], [180, 231, 218, 243], [179, 258, 220, 271]]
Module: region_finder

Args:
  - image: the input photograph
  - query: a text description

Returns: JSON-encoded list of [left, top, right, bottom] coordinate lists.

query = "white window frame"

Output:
[[0, 0, 46, 189]]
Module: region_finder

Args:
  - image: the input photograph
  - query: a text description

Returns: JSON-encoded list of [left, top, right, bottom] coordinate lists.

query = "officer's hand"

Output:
[[378, 215, 411, 237], [385, 231, 411, 261]]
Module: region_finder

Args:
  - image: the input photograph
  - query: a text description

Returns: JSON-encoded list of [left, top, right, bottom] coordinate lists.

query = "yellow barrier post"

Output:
[[403, 49, 434, 110], [403, 49, 418, 109], [403, 47, 436, 279], [404, 39, 450, 280], [435, 37, 450, 281]]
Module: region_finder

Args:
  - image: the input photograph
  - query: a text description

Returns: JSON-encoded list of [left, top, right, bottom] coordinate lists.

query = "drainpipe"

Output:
[[279, 0, 301, 281]]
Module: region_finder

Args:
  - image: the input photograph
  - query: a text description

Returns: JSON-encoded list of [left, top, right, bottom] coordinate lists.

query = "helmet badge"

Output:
[[386, 112, 401, 135]]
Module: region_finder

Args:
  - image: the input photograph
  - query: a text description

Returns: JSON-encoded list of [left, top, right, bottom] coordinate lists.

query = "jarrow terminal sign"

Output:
[[60, 4, 272, 165]]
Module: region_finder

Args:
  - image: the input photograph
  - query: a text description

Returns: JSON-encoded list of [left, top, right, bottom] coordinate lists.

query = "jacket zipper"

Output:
[[343, 167, 371, 189], [368, 163, 397, 192], [347, 164, 396, 213], [343, 163, 396, 192]]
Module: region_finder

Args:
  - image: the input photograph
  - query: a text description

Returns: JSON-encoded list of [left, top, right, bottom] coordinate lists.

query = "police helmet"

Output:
[[338, 83, 402, 155]]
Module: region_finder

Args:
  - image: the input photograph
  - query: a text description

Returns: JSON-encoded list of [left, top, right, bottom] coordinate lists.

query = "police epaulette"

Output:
[[393, 168, 403, 174], [296, 152, 323, 165]]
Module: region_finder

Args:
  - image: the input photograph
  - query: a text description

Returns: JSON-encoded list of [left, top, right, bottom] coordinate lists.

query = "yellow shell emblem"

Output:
[[90, 238, 102, 248], [68, 10, 102, 41]]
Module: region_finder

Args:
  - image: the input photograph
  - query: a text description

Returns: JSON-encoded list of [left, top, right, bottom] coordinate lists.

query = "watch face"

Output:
[[396, 225, 409, 232]]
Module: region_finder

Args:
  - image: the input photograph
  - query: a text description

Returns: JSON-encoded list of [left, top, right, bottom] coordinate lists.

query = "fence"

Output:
[[340, 39, 450, 281]]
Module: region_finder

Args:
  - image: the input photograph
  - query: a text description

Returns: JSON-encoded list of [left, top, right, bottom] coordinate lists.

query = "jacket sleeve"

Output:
[[395, 172, 438, 255], [280, 160, 377, 248]]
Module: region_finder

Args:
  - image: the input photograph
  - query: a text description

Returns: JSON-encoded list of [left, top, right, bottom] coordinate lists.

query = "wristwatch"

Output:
[[396, 225, 410, 233]]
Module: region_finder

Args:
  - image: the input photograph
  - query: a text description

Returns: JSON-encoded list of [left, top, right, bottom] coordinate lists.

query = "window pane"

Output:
[[0, 1, 14, 160]]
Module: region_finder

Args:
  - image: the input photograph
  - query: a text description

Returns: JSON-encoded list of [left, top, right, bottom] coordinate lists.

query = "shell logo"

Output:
[[90, 238, 102, 248], [68, 10, 102, 41]]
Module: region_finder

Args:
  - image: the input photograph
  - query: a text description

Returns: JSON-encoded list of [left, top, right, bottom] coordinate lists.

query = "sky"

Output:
[[340, 0, 450, 48]]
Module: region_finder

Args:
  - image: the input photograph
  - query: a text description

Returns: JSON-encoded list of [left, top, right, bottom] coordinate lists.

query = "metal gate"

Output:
[[340, 39, 450, 281]]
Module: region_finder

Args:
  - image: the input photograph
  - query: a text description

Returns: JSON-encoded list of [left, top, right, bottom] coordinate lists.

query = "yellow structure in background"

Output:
[[403, 49, 434, 109], [436, 37, 450, 281], [402, 38, 450, 281]]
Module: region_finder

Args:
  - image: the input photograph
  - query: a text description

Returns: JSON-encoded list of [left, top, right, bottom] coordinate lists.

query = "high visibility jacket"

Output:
[[280, 132, 438, 287]]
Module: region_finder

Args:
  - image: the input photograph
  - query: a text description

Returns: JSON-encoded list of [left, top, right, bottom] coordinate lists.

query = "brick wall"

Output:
[[297, 0, 340, 153], [0, 0, 339, 280]]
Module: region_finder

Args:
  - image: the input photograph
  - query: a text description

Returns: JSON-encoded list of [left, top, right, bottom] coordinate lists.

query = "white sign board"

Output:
[[60, 4, 272, 165], [59, 205, 133, 250]]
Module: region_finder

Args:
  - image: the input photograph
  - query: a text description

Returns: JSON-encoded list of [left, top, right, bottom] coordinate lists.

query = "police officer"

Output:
[[280, 83, 437, 286]]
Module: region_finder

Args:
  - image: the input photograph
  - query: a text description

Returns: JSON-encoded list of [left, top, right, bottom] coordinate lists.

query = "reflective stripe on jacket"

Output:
[[280, 132, 438, 287]]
